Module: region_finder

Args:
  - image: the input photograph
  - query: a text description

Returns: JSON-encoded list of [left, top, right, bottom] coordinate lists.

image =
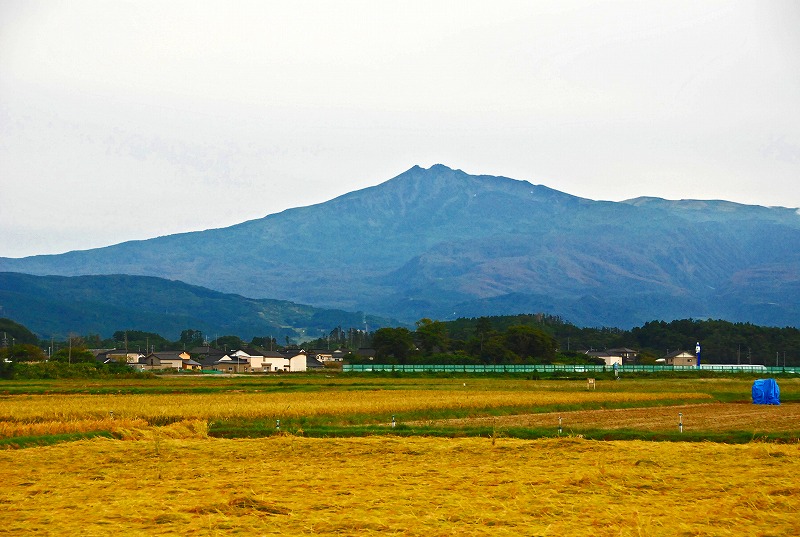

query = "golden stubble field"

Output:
[[1, 376, 799, 535], [0, 388, 713, 424], [2, 435, 799, 536]]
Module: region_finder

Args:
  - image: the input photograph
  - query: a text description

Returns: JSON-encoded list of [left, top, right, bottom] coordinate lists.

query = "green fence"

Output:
[[342, 363, 800, 374]]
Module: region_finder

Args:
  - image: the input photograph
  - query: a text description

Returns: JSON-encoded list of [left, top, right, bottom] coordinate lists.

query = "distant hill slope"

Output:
[[2, 164, 799, 328], [0, 272, 395, 340]]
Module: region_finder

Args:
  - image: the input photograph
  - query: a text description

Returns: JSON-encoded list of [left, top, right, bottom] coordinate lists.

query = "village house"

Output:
[[282, 350, 309, 372], [92, 349, 145, 364], [97, 344, 327, 373], [279, 350, 326, 372], [606, 348, 639, 364], [212, 355, 251, 373], [182, 358, 202, 371], [190, 346, 229, 370], [309, 349, 346, 362], [662, 350, 697, 367], [584, 350, 623, 367], [230, 347, 285, 372], [260, 350, 291, 372], [143, 351, 191, 370], [220, 348, 285, 372], [304, 354, 325, 371]]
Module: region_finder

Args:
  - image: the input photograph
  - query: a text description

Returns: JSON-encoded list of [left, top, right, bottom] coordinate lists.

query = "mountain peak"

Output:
[[427, 163, 458, 173], [2, 165, 799, 328]]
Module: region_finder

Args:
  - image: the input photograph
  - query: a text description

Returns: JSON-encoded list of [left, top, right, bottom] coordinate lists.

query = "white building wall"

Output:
[[261, 357, 289, 372], [288, 354, 307, 372]]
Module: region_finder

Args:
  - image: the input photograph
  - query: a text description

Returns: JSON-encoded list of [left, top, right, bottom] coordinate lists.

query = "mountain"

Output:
[[0, 272, 395, 340], [2, 164, 799, 328]]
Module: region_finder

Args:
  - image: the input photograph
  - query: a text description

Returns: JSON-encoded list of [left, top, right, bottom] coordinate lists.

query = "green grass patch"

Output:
[[206, 421, 800, 444], [0, 431, 115, 449]]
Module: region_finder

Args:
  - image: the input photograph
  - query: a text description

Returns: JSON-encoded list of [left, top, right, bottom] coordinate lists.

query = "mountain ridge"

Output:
[[1, 164, 798, 328]]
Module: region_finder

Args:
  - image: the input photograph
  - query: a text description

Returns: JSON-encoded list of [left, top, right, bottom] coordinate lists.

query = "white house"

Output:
[[585, 351, 623, 367], [259, 351, 290, 372], [284, 352, 308, 372], [213, 348, 323, 373], [279, 350, 324, 372]]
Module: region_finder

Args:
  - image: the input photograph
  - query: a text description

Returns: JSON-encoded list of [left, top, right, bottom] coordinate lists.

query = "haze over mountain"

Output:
[[2, 165, 799, 328]]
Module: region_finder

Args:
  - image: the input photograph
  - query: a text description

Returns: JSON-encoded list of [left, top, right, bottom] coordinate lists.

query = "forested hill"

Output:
[[0, 317, 39, 346], [2, 164, 799, 328], [0, 272, 397, 340]]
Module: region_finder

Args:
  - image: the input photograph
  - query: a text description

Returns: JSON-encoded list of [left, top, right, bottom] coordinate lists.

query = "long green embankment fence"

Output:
[[343, 364, 800, 374]]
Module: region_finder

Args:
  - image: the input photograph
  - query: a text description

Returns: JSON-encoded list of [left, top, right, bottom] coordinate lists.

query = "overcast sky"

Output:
[[1, 1, 799, 258]]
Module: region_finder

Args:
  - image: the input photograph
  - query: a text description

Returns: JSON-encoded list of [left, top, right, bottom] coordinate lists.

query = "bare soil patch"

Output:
[[411, 402, 800, 433]]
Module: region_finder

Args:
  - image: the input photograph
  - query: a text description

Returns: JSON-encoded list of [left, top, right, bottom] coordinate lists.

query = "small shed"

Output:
[[752, 379, 780, 405]]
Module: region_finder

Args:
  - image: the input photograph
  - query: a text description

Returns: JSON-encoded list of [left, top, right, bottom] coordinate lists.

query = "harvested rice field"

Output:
[[1, 375, 799, 535], [415, 402, 800, 434], [0, 388, 714, 423], [2, 435, 800, 536]]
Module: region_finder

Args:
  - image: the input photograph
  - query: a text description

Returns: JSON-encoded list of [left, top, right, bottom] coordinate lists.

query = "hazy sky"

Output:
[[1, 0, 799, 258]]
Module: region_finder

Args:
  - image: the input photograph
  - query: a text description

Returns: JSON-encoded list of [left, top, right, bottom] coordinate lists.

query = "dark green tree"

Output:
[[51, 347, 95, 363], [373, 327, 415, 363], [111, 330, 171, 352], [213, 335, 244, 351], [179, 329, 204, 345], [481, 335, 517, 364], [504, 325, 557, 361], [0, 344, 46, 362], [475, 317, 493, 338], [415, 318, 449, 354], [251, 336, 277, 350]]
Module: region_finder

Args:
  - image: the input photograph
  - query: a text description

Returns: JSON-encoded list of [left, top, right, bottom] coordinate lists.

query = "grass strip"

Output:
[[198, 397, 718, 432], [206, 421, 800, 444], [0, 430, 115, 449]]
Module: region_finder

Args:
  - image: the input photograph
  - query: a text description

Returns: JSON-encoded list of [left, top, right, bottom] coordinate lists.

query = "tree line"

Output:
[[2, 314, 799, 369], [441, 315, 800, 366], [357, 315, 800, 366]]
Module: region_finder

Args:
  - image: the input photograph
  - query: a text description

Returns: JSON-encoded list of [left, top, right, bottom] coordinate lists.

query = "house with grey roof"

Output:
[[584, 350, 622, 366], [144, 351, 191, 370], [212, 355, 251, 373], [662, 350, 696, 367]]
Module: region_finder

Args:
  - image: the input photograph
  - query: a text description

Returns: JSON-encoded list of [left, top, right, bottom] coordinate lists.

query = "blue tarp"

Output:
[[752, 378, 780, 405]]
